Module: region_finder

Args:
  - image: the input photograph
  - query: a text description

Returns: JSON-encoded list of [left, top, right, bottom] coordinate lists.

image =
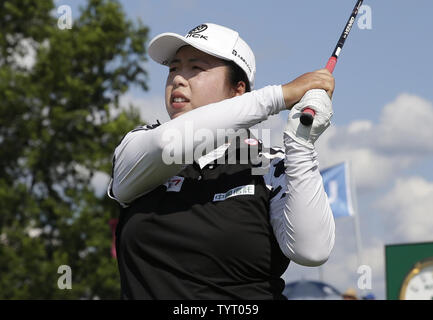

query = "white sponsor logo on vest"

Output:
[[213, 185, 255, 202]]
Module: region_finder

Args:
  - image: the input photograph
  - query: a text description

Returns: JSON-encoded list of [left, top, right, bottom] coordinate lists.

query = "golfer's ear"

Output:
[[233, 81, 246, 97]]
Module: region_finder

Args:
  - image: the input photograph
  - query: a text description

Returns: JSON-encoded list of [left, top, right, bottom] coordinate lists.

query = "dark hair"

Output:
[[223, 60, 251, 93]]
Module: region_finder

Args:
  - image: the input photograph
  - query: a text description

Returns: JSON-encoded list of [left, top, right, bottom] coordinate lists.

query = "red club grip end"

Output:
[[325, 56, 338, 73], [302, 108, 316, 116]]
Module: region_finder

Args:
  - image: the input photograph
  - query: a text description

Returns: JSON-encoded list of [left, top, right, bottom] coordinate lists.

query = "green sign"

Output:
[[385, 241, 433, 300]]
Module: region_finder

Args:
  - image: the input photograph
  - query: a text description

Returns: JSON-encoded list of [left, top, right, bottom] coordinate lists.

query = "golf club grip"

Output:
[[299, 57, 337, 126]]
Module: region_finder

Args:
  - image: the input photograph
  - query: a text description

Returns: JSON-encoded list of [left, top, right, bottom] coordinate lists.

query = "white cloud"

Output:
[[315, 93, 433, 192], [377, 94, 433, 153], [324, 94, 433, 156], [347, 120, 373, 134], [375, 176, 433, 243], [315, 127, 413, 192]]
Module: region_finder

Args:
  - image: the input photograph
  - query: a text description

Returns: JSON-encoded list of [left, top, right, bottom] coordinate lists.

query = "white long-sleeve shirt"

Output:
[[108, 85, 335, 266]]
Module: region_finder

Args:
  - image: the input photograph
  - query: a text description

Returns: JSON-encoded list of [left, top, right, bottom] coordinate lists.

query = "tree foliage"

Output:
[[0, 0, 148, 299]]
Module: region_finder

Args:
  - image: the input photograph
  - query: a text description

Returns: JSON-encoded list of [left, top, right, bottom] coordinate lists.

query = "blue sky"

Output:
[[58, 0, 433, 299]]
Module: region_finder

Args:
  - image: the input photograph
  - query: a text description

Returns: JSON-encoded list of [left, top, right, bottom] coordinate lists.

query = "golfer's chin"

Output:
[[169, 107, 192, 119], [169, 110, 184, 119]]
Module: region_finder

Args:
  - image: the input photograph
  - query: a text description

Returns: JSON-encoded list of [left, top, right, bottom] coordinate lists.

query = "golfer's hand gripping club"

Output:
[[284, 88, 333, 149], [299, 57, 337, 126]]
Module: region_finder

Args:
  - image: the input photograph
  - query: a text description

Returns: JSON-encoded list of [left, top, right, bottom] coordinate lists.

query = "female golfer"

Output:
[[108, 23, 335, 299]]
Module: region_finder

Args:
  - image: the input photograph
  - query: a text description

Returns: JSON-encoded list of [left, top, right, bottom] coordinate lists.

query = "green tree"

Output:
[[0, 0, 148, 299]]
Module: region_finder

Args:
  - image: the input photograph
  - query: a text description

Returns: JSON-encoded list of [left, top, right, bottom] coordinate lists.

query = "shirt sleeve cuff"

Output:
[[273, 85, 287, 114]]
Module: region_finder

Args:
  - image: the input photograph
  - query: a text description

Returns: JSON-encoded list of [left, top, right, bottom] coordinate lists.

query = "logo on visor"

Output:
[[188, 24, 208, 34], [186, 24, 208, 40], [232, 49, 252, 74]]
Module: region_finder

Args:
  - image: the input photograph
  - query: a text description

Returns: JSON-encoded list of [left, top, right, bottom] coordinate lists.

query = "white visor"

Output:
[[148, 23, 256, 89]]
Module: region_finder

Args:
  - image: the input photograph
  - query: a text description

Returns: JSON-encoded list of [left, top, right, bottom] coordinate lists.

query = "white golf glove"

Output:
[[284, 89, 333, 149]]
